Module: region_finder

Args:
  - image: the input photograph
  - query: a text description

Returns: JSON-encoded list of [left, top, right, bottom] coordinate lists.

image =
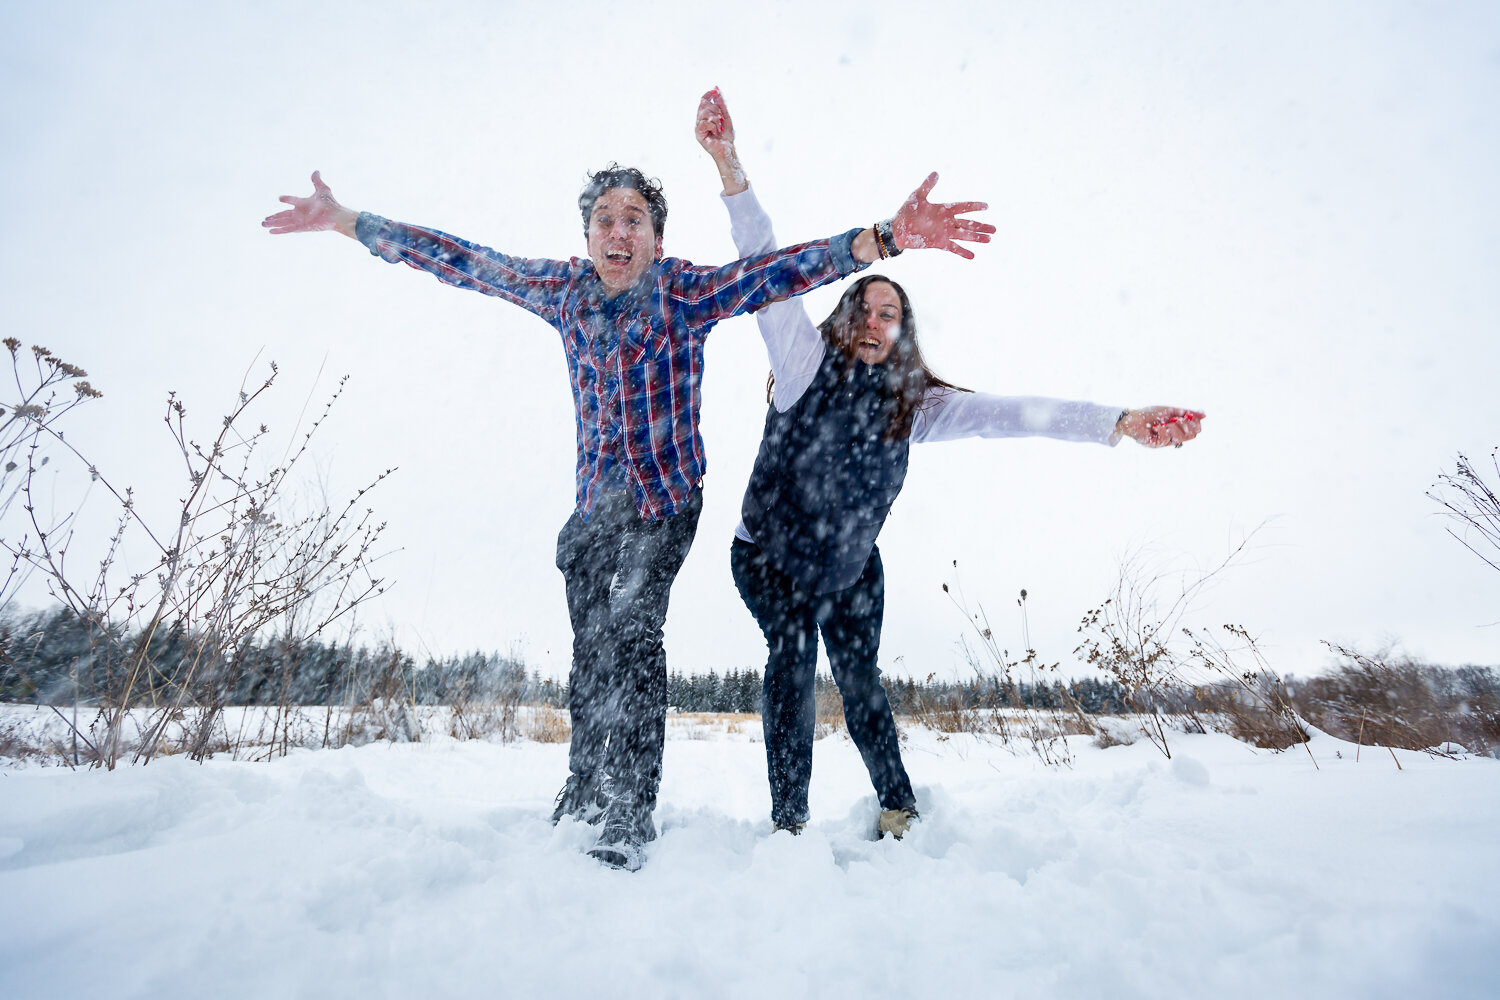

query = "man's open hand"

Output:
[[890, 173, 994, 259], [262, 171, 358, 237]]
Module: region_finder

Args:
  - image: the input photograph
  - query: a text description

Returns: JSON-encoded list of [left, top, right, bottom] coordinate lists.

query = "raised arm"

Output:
[[697, 89, 774, 258], [696, 88, 747, 197], [697, 88, 824, 410], [697, 89, 995, 262], [679, 90, 995, 331]]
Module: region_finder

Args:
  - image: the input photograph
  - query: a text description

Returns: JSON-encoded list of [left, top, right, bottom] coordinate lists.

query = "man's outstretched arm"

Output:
[[263, 172, 570, 322], [696, 88, 995, 262], [856, 170, 994, 262], [679, 88, 996, 327]]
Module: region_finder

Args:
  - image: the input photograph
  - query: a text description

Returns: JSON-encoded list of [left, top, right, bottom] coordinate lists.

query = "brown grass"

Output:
[[814, 684, 845, 739], [1294, 646, 1499, 755], [521, 707, 571, 743]]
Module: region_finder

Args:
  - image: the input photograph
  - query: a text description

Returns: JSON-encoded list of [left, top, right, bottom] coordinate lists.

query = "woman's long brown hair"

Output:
[[767, 274, 969, 440]]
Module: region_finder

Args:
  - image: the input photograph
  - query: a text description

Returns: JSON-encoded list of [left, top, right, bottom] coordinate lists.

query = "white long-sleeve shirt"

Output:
[[723, 186, 1122, 543], [723, 186, 1123, 441]]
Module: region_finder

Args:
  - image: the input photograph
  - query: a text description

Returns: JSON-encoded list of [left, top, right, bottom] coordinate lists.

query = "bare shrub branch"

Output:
[[1429, 448, 1500, 578], [0, 344, 394, 768], [939, 565, 1088, 766], [1299, 644, 1499, 757], [1072, 529, 1266, 758]]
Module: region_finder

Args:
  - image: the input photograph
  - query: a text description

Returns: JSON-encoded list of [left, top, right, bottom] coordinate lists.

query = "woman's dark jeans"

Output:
[[731, 537, 915, 826]]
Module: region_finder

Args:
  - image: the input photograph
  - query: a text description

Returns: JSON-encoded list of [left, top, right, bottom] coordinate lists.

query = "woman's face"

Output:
[[852, 281, 902, 365]]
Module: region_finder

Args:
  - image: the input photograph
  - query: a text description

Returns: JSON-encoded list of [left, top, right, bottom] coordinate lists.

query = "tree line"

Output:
[[0, 606, 559, 708], [2, 605, 1130, 714], [11, 606, 1490, 741]]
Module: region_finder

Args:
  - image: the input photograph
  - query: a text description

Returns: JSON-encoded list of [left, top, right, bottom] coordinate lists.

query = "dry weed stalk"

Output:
[[1073, 530, 1262, 758], [444, 676, 521, 743], [0, 344, 393, 767], [814, 679, 846, 739], [906, 668, 1001, 740], [342, 647, 420, 745], [522, 707, 571, 743], [0, 339, 103, 609], [1304, 644, 1498, 757], [1429, 448, 1500, 578], [1183, 624, 1316, 766], [942, 564, 1083, 766]]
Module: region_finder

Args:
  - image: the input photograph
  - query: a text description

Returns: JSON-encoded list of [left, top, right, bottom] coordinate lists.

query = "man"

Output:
[[263, 157, 992, 870]]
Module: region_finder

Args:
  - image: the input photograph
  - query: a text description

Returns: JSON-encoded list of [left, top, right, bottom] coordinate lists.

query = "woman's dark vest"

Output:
[[741, 350, 911, 595]]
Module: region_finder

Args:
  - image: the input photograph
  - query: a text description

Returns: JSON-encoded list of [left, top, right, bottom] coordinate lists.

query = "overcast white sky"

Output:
[[3, 0, 1497, 681]]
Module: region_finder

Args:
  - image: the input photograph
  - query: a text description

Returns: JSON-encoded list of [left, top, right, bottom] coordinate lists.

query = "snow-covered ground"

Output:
[[2, 721, 1496, 1000]]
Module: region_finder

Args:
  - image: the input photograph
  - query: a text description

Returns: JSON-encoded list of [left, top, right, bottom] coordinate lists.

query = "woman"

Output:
[[696, 89, 1204, 838]]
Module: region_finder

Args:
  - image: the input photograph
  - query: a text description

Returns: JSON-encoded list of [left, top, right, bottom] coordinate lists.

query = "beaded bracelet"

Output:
[[874, 219, 902, 259]]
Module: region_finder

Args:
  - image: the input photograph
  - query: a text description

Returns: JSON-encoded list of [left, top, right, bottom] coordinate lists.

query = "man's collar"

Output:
[[587, 262, 656, 309]]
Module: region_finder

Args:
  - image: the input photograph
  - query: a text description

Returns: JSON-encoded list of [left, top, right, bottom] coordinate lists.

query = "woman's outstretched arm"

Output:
[[914, 389, 1205, 448]]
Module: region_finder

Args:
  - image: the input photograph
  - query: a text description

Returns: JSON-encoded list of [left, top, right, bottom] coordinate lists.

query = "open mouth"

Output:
[[858, 337, 882, 350], [605, 248, 633, 265]]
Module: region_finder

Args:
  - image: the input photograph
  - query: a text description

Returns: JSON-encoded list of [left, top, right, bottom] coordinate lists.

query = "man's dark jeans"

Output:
[[730, 537, 915, 827], [556, 488, 702, 811]]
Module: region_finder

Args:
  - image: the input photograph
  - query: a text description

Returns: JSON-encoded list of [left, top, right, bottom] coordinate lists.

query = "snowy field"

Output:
[[2, 721, 1497, 1000]]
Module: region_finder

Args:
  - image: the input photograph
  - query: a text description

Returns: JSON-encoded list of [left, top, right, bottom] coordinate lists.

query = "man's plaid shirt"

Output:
[[357, 213, 866, 520]]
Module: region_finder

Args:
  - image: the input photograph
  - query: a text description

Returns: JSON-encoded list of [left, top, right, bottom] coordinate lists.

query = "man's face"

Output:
[[853, 281, 903, 365], [586, 187, 661, 296]]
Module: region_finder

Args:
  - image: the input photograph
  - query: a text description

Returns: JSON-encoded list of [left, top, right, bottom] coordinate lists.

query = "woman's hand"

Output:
[[1116, 407, 1206, 448], [262, 171, 359, 237], [695, 87, 736, 157], [890, 173, 994, 259], [695, 88, 747, 195]]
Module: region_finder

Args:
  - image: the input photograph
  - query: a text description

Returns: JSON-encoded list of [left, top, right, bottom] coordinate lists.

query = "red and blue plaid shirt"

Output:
[[357, 213, 866, 520]]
